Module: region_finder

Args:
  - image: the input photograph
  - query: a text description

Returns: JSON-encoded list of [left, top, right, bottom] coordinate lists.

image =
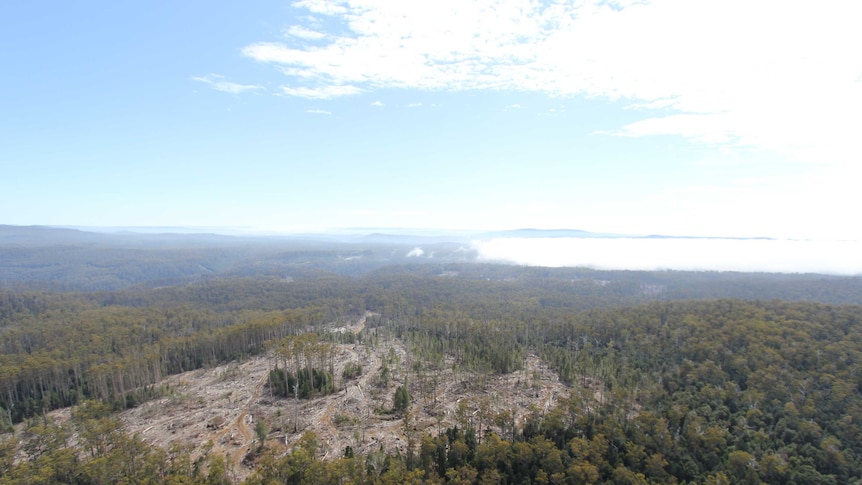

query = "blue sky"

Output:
[[2, 0, 860, 241]]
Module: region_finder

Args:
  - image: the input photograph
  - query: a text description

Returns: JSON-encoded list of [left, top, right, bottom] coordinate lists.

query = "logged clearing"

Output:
[[117, 314, 571, 481]]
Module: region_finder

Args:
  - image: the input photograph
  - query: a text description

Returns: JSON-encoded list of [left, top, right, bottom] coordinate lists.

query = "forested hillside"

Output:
[[1, 264, 861, 483], [0, 225, 477, 291]]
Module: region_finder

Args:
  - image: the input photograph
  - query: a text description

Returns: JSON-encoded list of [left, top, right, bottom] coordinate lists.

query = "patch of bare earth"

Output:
[[118, 314, 572, 482]]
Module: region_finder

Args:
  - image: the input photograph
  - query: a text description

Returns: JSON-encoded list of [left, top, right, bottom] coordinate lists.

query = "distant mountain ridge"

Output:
[[477, 228, 779, 241], [478, 228, 622, 239], [0, 224, 779, 247], [0, 225, 262, 247], [0, 224, 480, 290], [0, 225, 106, 245]]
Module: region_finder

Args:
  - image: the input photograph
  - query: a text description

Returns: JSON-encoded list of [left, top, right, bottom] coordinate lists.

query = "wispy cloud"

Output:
[[292, 0, 348, 16], [370, 100, 384, 106], [191, 74, 263, 94], [407, 102, 422, 108], [285, 25, 326, 40], [238, 0, 861, 166], [305, 108, 332, 115], [279, 84, 361, 99]]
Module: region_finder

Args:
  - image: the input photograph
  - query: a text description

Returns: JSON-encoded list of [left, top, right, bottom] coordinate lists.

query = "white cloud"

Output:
[[474, 237, 862, 275], [370, 100, 384, 106], [407, 102, 422, 108], [191, 74, 263, 94], [619, 113, 738, 144], [292, 0, 348, 16], [286, 25, 327, 40], [280, 84, 361, 99], [406, 247, 424, 257], [239, 0, 861, 166], [305, 108, 332, 115]]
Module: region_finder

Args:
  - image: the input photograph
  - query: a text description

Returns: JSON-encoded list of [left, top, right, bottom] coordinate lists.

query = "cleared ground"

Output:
[[112, 314, 571, 481]]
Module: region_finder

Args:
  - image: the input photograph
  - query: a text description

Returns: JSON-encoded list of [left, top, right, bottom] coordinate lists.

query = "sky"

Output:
[[2, 0, 861, 247]]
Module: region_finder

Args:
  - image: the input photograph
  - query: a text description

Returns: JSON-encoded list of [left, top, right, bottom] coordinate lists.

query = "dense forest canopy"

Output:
[[2, 228, 862, 483]]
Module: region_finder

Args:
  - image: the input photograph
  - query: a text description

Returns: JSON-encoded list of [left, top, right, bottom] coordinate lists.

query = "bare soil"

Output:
[[108, 314, 572, 482]]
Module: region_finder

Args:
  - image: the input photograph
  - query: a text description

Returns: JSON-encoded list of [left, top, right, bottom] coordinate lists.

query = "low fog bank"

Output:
[[474, 237, 862, 275]]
